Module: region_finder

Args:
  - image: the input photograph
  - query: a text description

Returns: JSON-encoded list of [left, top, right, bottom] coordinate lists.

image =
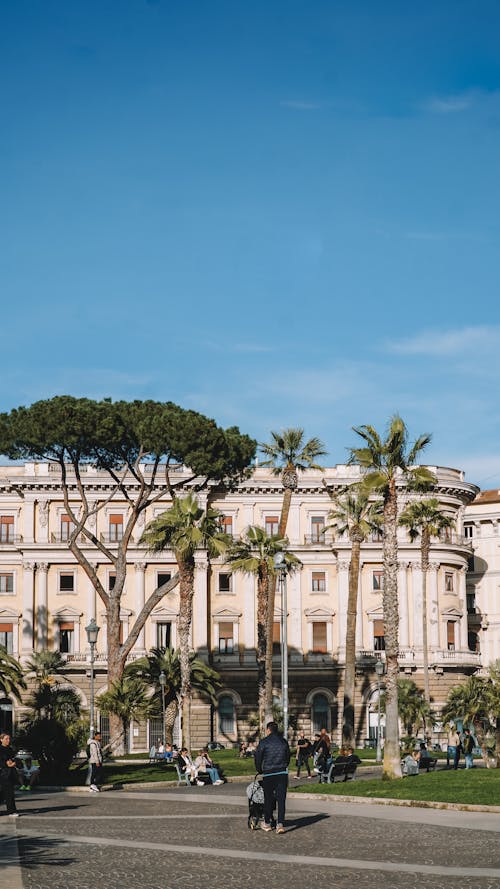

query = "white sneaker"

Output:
[[89, 785, 99, 792], [8, 812, 20, 818], [196, 780, 204, 786], [214, 779, 223, 785]]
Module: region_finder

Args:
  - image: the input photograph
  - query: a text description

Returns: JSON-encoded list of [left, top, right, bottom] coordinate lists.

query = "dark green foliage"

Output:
[[0, 396, 256, 483], [17, 718, 87, 782]]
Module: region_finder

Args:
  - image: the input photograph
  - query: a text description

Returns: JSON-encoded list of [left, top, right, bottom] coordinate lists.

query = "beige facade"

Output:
[[0, 460, 486, 748]]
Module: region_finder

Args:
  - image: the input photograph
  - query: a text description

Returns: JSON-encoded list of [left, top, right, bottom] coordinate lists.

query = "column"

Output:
[[356, 564, 364, 650], [428, 562, 440, 649], [23, 499, 35, 544], [36, 562, 48, 650], [398, 562, 410, 648], [288, 568, 302, 661], [337, 560, 349, 656], [21, 561, 36, 656], [134, 562, 146, 652], [85, 566, 97, 651], [192, 555, 208, 655], [411, 562, 423, 649], [242, 573, 255, 660], [287, 503, 301, 546], [459, 566, 468, 650]]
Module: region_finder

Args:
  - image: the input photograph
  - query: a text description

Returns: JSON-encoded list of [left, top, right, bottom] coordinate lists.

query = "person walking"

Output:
[[463, 729, 475, 769], [254, 721, 290, 834], [447, 725, 461, 769], [88, 732, 103, 792], [295, 730, 312, 778], [0, 733, 20, 817]]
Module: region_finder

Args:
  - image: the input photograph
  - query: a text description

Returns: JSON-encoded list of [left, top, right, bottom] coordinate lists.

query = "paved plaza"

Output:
[[2, 783, 500, 889]]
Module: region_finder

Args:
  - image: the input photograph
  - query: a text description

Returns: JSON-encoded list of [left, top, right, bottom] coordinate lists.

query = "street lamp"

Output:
[[159, 670, 166, 745], [375, 659, 385, 763], [273, 552, 288, 740], [85, 618, 100, 740]]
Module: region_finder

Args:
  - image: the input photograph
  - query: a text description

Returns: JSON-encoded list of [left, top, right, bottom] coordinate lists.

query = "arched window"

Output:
[[312, 693, 330, 733], [218, 695, 235, 735]]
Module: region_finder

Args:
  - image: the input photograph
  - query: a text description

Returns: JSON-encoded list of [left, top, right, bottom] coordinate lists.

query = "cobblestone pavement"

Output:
[[1, 784, 500, 889]]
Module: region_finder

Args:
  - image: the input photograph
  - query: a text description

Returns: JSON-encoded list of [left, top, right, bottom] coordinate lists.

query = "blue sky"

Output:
[[2, 1, 500, 487]]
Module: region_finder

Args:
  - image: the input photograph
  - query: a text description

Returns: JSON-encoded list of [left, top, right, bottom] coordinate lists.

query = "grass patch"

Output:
[[291, 768, 500, 806]]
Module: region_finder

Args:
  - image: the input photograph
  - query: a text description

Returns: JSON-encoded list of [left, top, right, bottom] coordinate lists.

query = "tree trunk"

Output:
[[382, 478, 402, 779], [164, 699, 178, 745], [257, 567, 269, 733], [421, 531, 431, 704], [177, 557, 195, 751], [265, 481, 294, 722], [106, 596, 125, 755], [342, 536, 362, 747]]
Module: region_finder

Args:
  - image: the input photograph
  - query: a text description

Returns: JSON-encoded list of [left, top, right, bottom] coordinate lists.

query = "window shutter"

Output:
[[109, 514, 123, 525], [219, 621, 233, 638], [59, 621, 74, 631], [0, 622, 13, 632], [373, 619, 384, 636], [447, 621, 455, 645], [312, 622, 328, 652]]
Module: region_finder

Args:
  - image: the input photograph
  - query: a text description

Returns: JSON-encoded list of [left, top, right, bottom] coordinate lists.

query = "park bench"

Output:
[[319, 761, 358, 784], [419, 757, 438, 772], [174, 762, 191, 786]]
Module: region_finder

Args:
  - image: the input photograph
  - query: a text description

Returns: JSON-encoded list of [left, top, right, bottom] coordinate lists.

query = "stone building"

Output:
[[0, 460, 484, 749]]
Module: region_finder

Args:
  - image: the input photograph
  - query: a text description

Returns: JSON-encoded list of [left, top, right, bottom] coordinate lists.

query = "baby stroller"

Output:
[[246, 775, 277, 830]]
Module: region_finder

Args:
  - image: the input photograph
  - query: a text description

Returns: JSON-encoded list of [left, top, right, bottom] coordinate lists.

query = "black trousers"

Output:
[[296, 753, 311, 776], [90, 763, 103, 786], [1, 781, 17, 814], [263, 773, 288, 826]]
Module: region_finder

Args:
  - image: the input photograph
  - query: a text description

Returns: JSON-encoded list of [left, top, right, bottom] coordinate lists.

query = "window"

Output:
[[157, 572, 171, 588], [0, 517, 14, 544], [0, 623, 13, 653], [312, 571, 326, 592], [59, 622, 74, 654], [312, 693, 330, 733], [312, 622, 328, 653], [445, 572, 454, 592], [0, 574, 14, 594], [373, 619, 385, 651], [466, 592, 476, 614], [59, 572, 75, 593], [108, 573, 116, 592], [441, 526, 452, 542], [109, 514, 123, 542], [373, 571, 384, 591], [311, 516, 325, 542], [218, 573, 232, 593], [60, 514, 75, 541], [220, 515, 233, 538], [468, 631, 480, 653], [464, 525, 474, 539], [265, 516, 279, 537], [273, 620, 281, 655], [218, 621, 234, 654], [218, 695, 235, 734], [447, 620, 455, 651], [156, 622, 172, 649]]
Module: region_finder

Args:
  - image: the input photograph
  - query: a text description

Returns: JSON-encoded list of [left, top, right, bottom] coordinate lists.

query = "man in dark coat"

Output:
[[0, 732, 19, 816], [254, 721, 290, 833]]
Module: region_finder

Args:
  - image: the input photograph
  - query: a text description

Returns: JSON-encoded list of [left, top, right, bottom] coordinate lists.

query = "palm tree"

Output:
[[97, 677, 151, 753], [225, 526, 300, 731], [399, 498, 454, 703], [260, 428, 326, 718], [325, 486, 383, 746], [349, 415, 435, 779], [0, 647, 26, 703], [126, 647, 221, 745], [441, 675, 494, 764], [140, 493, 230, 751], [26, 683, 82, 723], [396, 678, 431, 739], [25, 650, 67, 685]]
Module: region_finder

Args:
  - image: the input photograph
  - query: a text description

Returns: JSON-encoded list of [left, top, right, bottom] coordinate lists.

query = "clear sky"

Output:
[[2, 1, 500, 487]]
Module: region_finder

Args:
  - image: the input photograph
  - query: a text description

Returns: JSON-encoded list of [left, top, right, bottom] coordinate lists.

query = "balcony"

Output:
[[355, 648, 482, 668], [0, 534, 22, 546], [303, 533, 334, 546]]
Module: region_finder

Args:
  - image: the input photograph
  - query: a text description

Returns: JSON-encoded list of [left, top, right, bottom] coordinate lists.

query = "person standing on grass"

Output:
[[255, 721, 290, 834], [463, 730, 475, 769], [0, 733, 19, 817], [295, 730, 312, 778], [88, 732, 103, 792]]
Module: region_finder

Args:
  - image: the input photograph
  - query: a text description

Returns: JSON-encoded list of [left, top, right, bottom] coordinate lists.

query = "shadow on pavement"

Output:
[[284, 813, 330, 832], [11, 836, 76, 870]]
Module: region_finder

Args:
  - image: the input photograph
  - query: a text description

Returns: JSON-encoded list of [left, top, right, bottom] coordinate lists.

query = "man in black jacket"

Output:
[[254, 721, 290, 833], [0, 733, 19, 817]]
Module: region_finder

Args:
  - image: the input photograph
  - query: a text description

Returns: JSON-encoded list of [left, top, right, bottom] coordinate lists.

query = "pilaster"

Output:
[[36, 562, 48, 650], [21, 561, 36, 655]]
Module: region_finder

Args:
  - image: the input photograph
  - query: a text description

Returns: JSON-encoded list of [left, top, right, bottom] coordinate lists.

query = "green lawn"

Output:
[[291, 768, 500, 806]]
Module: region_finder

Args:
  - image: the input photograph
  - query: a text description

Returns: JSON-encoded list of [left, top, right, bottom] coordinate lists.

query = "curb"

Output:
[[288, 791, 500, 814], [35, 774, 256, 793]]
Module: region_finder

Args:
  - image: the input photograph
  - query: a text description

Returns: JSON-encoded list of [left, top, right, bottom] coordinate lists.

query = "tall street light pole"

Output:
[[273, 552, 288, 741], [85, 618, 100, 739], [375, 659, 385, 763], [159, 671, 166, 744]]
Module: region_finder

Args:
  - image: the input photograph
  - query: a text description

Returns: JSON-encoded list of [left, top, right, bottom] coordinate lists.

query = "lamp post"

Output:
[[85, 618, 100, 740], [159, 670, 166, 744], [273, 552, 288, 740], [375, 659, 385, 763]]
